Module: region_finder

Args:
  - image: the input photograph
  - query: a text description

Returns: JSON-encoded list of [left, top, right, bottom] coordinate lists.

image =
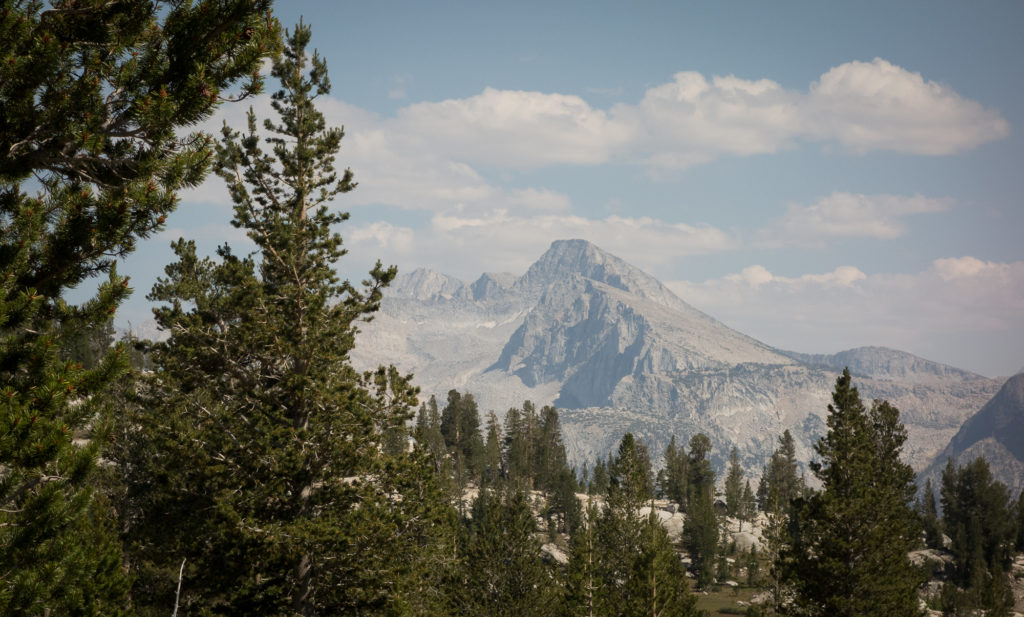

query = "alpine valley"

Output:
[[351, 239, 1007, 475]]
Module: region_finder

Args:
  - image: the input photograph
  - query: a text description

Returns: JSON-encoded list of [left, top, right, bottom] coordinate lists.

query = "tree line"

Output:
[[3, 4, 1024, 615]]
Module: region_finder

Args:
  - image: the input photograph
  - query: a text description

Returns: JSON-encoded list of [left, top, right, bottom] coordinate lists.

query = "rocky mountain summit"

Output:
[[352, 239, 1004, 472]]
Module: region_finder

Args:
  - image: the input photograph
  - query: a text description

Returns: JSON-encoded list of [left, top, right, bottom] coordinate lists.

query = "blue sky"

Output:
[[115, 1, 1024, 377]]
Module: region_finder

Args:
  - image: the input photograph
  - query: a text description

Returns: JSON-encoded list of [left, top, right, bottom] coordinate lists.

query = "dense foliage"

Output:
[[111, 22, 450, 615], [0, 0, 275, 613], [784, 369, 923, 617], [939, 457, 1017, 614]]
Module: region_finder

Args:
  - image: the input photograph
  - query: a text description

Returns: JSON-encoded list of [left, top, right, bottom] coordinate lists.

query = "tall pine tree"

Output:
[[683, 432, 718, 589], [784, 369, 922, 617], [1, 1, 275, 613], [939, 457, 1016, 613], [113, 22, 452, 615]]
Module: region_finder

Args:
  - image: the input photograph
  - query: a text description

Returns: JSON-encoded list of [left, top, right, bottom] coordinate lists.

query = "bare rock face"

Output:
[[918, 373, 1024, 496], [353, 239, 1004, 472]]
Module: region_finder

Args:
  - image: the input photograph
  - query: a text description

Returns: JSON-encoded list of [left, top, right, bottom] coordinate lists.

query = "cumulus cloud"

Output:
[[612, 59, 1007, 171], [755, 192, 951, 246], [804, 58, 1010, 155], [178, 58, 1005, 216], [394, 88, 627, 167], [613, 72, 802, 169], [667, 258, 1024, 377], [932, 256, 1009, 280], [724, 264, 867, 289]]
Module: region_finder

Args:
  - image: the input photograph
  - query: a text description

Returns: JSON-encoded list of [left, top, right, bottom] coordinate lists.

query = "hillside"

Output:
[[918, 372, 1024, 496]]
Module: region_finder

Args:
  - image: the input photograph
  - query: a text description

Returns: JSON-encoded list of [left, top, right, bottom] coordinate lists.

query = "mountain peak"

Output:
[[514, 239, 680, 310], [389, 268, 467, 301]]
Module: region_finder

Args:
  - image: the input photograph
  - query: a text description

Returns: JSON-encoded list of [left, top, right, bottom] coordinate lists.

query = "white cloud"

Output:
[[723, 264, 867, 289], [804, 58, 1010, 155], [603, 59, 1006, 171], [178, 58, 1005, 218], [667, 258, 1024, 377], [756, 192, 951, 246], [394, 88, 627, 167], [932, 256, 1009, 280], [613, 72, 802, 169]]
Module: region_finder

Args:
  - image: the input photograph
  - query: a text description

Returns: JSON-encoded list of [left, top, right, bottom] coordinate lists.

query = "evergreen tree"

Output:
[[441, 389, 484, 486], [631, 511, 701, 617], [784, 369, 922, 617], [457, 489, 558, 617], [740, 480, 757, 530], [577, 433, 701, 617], [761, 490, 789, 616], [565, 499, 600, 617], [661, 434, 689, 510], [61, 317, 115, 370], [757, 430, 803, 512], [608, 433, 653, 512], [916, 479, 942, 550], [483, 411, 503, 485], [548, 466, 583, 535], [416, 395, 447, 470], [113, 23, 451, 615], [683, 433, 718, 588], [725, 446, 745, 518], [589, 457, 609, 496], [503, 405, 530, 489], [535, 404, 568, 492], [939, 457, 1016, 612], [1, 1, 275, 613]]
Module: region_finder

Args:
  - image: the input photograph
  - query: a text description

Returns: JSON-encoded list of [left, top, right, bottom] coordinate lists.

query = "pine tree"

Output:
[[608, 433, 653, 512], [441, 389, 484, 487], [589, 457, 609, 496], [575, 433, 701, 617], [483, 411, 503, 485], [503, 405, 528, 488], [725, 446, 745, 518], [683, 432, 718, 589], [761, 489, 789, 616], [1, 1, 275, 613], [417, 395, 447, 469], [549, 466, 583, 535], [740, 480, 756, 531], [535, 404, 568, 492], [661, 434, 689, 510], [916, 479, 942, 550], [757, 430, 804, 512], [458, 489, 558, 617], [631, 511, 701, 617], [784, 369, 922, 617], [112, 22, 451, 615], [565, 500, 600, 617], [939, 457, 1016, 612]]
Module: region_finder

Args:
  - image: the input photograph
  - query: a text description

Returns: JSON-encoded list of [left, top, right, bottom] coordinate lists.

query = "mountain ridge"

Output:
[[352, 239, 1004, 472]]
